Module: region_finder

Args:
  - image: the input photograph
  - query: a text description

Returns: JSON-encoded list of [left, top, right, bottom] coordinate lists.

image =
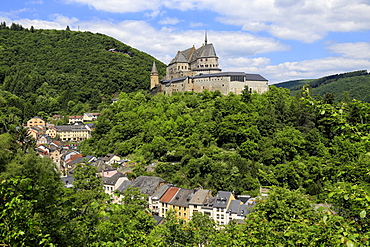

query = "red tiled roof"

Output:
[[69, 115, 83, 119], [160, 187, 179, 203]]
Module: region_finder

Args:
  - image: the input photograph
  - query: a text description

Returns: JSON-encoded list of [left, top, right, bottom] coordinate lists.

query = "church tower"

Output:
[[150, 61, 159, 89]]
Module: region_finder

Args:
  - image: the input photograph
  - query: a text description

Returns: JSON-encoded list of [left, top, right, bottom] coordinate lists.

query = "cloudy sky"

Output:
[[2, 0, 370, 83]]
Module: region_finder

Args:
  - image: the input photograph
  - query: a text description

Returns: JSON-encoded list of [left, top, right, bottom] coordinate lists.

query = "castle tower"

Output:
[[150, 61, 159, 89]]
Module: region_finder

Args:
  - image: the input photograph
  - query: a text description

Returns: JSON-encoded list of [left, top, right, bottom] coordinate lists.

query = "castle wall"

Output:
[[245, 80, 269, 94], [193, 76, 230, 95]]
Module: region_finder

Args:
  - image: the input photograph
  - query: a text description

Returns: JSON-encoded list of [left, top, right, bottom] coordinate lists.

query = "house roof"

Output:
[[116, 180, 132, 192], [238, 204, 252, 217], [188, 189, 210, 205], [160, 187, 180, 203], [202, 196, 215, 209], [213, 191, 233, 209], [55, 125, 89, 132], [169, 188, 194, 207], [102, 153, 118, 162], [69, 115, 83, 119], [151, 184, 171, 200], [102, 172, 126, 185], [228, 200, 242, 214], [131, 176, 165, 196]]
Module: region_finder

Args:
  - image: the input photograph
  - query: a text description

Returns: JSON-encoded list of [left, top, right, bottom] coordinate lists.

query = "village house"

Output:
[[102, 153, 121, 166], [158, 186, 180, 218], [188, 189, 212, 220], [68, 115, 83, 124], [212, 191, 235, 225], [150, 184, 172, 215], [45, 126, 57, 138], [168, 188, 194, 222], [83, 113, 101, 122], [27, 116, 46, 128], [102, 172, 128, 201], [55, 125, 90, 142]]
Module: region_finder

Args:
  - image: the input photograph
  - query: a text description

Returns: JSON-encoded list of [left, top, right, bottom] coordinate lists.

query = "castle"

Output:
[[150, 34, 269, 95]]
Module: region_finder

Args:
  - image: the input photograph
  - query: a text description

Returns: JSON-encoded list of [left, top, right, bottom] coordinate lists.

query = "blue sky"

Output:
[[2, 0, 370, 83]]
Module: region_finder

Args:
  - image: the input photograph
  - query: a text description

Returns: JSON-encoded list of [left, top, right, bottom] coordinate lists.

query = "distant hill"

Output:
[[0, 23, 166, 117], [274, 70, 370, 102]]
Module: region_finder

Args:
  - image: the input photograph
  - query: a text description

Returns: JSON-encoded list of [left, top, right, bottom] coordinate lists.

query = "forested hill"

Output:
[[0, 23, 166, 118], [275, 70, 370, 102]]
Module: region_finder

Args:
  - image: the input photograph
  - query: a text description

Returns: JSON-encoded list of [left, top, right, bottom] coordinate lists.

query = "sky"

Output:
[[1, 0, 370, 84]]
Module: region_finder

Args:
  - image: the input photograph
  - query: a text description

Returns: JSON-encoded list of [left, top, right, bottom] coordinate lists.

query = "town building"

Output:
[[55, 125, 90, 142]]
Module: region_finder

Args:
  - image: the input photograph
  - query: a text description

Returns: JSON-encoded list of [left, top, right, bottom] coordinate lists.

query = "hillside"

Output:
[[0, 23, 166, 118], [275, 70, 370, 102]]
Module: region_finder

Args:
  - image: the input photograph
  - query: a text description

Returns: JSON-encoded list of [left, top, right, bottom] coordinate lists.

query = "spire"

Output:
[[151, 61, 158, 74], [205, 30, 208, 45]]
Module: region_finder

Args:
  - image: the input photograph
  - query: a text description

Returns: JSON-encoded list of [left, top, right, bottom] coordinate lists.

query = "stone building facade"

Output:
[[150, 35, 269, 95]]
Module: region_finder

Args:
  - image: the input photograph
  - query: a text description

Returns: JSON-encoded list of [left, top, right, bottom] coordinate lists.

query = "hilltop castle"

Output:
[[150, 34, 269, 95]]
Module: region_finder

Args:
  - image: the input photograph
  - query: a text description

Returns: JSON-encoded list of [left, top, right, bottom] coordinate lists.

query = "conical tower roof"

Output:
[[151, 61, 158, 74]]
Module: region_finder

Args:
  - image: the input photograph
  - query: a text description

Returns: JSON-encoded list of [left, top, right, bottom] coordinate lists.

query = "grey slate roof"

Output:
[[202, 196, 215, 209], [55, 125, 89, 132], [61, 176, 74, 187], [169, 188, 194, 207], [131, 176, 165, 196], [213, 191, 233, 209], [188, 189, 210, 205], [116, 180, 132, 193], [238, 204, 252, 217], [151, 61, 158, 73], [101, 172, 126, 185], [199, 43, 217, 58], [245, 73, 268, 81], [228, 200, 242, 214], [151, 184, 171, 200]]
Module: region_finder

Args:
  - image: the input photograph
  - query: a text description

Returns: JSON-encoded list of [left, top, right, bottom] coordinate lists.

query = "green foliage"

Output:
[[0, 26, 166, 118], [276, 70, 370, 102]]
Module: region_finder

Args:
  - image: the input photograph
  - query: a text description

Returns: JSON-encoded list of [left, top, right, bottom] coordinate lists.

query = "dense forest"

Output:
[[276, 70, 370, 102], [0, 23, 166, 120], [1, 86, 370, 246], [1, 23, 370, 246]]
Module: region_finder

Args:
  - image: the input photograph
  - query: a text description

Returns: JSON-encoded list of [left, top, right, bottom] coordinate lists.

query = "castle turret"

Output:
[[150, 61, 159, 89]]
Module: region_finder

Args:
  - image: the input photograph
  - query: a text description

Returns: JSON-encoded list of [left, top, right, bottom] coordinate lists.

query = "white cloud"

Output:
[[2, 14, 369, 84], [26, 0, 44, 4], [64, 0, 370, 42], [258, 57, 370, 83], [327, 42, 370, 59], [158, 17, 181, 25], [189, 22, 204, 28]]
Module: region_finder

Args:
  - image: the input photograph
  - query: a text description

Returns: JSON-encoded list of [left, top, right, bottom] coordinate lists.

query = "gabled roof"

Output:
[[160, 187, 180, 203], [169, 188, 194, 207], [169, 51, 189, 65], [188, 189, 210, 205], [131, 176, 165, 196]]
